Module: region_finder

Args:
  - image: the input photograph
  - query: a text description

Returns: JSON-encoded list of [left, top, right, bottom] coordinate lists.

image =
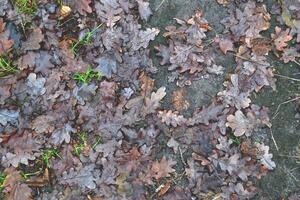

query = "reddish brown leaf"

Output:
[[271, 26, 293, 51], [151, 156, 177, 180], [172, 88, 189, 111]]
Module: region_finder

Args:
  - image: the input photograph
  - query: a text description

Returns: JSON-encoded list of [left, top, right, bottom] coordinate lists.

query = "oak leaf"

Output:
[[151, 156, 177, 179]]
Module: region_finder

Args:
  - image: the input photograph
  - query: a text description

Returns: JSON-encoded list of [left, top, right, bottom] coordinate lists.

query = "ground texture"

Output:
[[0, 0, 300, 199]]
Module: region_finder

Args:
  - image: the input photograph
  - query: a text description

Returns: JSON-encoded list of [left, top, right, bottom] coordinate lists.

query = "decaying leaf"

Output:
[[26, 73, 46, 98], [255, 142, 276, 170], [158, 110, 187, 127], [0, 18, 13, 55], [151, 156, 177, 179], [59, 164, 97, 189], [219, 38, 234, 54], [271, 26, 293, 51], [167, 137, 180, 154], [0, 109, 19, 127], [51, 124, 76, 145], [73, 0, 92, 15], [142, 87, 166, 115], [172, 89, 189, 111], [218, 74, 251, 109], [22, 28, 44, 51], [137, 0, 152, 21], [95, 0, 123, 28], [131, 28, 160, 51], [226, 105, 270, 137]]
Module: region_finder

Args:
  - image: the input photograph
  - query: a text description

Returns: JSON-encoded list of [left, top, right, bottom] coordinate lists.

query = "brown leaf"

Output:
[[251, 37, 272, 56], [5, 183, 32, 200], [25, 168, 50, 187], [219, 38, 234, 54], [172, 89, 189, 111], [271, 26, 293, 51], [158, 181, 171, 197], [139, 71, 155, 98], [22, 28, 44, 51], [151, 156, 177, 179], [142, 87, 166, 115], [0, 18, 13, 55], [2, 168, 22, 193], [73, 0, 92, 15], [226, 110, 250, 137]]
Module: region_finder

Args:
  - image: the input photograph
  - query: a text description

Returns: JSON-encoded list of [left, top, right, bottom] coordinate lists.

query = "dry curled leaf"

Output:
[[219, 38, 234, 54]]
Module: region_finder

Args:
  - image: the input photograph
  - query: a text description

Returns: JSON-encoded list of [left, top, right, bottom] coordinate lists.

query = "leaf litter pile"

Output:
[[0, 0, 300, 199]]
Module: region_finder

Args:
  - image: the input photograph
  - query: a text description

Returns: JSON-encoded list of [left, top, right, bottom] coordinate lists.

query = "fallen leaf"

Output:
[[172, 89, 189, 111], [59, 164, 97, 189], [167, 137, 180, 154], [131, 28, 160, 51], [22, 28, 44, 51], [151, 156, 177, 179], [51, 123, 76, 145], [26, 73, 46, 98], [271, 26, 293, 51], [142, 87, 166, 115], [73, 0, 92, 15], [255, 142, 276, 170], [137, 0, 152, 21], [95, 0, 123, 28], [158, 110, 187, 127], [219, 38, 234, 54]]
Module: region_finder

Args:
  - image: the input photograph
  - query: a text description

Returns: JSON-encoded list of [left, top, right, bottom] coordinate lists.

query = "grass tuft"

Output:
[[0, 57, 17, 78], [73, 68, 102, 85], [13, 0, 37, 15], [0, 173, 6, 193], [41, 149, 61, 168], [71, 24, 103, 54]]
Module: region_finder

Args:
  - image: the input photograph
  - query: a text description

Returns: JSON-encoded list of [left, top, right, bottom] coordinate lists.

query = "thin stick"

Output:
[[229, 52, 270, 66], [272, 96, 300, 119], [179, 147, 187, 166], [269, 128, 279, 152], [274, 73, 300, 82], [155, 0, 167, 11], [293, 60, 300, 67]]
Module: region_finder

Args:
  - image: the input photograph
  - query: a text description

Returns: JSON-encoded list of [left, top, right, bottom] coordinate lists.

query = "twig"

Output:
[[155, 0, 167, 11], [293, 60, 300, 67], [272, 96, 300, 119], [269, 128, 279, 152], [273, 73, 300, 82], [179, 147, 187, 166], [229, 52, 270, 66]]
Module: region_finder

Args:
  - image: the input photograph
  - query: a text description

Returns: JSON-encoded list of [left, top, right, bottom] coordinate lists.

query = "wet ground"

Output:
[[148, 0, 300, 199]]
